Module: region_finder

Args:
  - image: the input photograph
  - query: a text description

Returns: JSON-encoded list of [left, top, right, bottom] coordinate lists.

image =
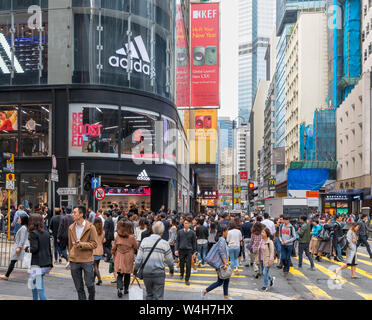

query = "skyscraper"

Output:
[[238, 0, 276, 125]]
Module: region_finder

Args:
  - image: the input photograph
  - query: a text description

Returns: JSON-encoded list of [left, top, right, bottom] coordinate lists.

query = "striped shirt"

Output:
[[134, 234, 174, 277]]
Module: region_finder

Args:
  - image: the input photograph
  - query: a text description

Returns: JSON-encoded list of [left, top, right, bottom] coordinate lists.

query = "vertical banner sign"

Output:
[[176, 3, 190, 108], [190, 3, 220, 108]]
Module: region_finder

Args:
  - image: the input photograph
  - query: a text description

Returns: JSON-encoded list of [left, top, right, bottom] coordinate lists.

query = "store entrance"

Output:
[[98, 175, 151, 213]]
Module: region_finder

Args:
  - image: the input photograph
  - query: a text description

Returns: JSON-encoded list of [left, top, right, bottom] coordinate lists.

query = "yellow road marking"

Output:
[[165, 272, 246, 278], [321, 257, 372, 280], [289, 267, 332, 299], [357, 252, 371, 259], [355, 292, 372, 300]]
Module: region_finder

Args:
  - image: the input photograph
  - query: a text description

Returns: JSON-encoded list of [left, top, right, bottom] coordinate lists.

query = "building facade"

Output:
[[0, 1, 190, 213]]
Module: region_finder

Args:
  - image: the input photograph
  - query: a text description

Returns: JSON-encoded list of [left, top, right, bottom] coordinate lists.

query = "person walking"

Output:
[[332, 215, 345, 262], [103, 211, 115, 262], [335, 223, 360, 279], [93, 218, 105, 286], [88, 208, 96, 224], [24, 214, 53, 300], [175, 219, 197, 286], [0, 215, 29, 280], [227, 221, 242, 275], [316, 217, 333, 260], [49, 208, 64, 264], [168, 218, 178, 258], [356, 214, 372, 259], [262, 213, 275, 236], [279, 216, 297, 279], [207, 220, 217, 253], [201, 225, 232, 300], [134, 221, 174, 300], [309, 220, 321, 258], [57, 206, 73, 269], [196, 217, 209, 267], [241, 216, 253, 266], [12, 204, 28, 234], [112, 220, 138, 297], [68, 206, 98, 300], [297, 215, 315, 270], [250, 222, 263, 278], [255, 228, 275, 291]]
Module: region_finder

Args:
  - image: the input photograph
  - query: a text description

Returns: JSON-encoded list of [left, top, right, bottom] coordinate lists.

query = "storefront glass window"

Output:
[[0, 106, 18, 155], [20, 105, 50, 157], [19, 173, 48, 212], [121, 107, 159, 162], [163, 116, 177, 166], [69, 104, 119, 158]]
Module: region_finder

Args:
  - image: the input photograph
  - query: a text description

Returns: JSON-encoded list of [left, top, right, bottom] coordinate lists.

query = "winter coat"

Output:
[[255, 239, 275, 267], [28, 230, 53, 268], [298, 222, 311, 244], [93, 231, 105, 256], [345, 229, 357, 265], [68, 221, 98, 263], [10, 225, 29, 261], [112, 233, 138, 274]]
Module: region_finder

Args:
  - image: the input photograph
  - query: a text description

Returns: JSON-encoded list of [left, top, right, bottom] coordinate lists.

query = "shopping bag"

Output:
[[22, 252, 32, 270], [129, 277, 144, 300]]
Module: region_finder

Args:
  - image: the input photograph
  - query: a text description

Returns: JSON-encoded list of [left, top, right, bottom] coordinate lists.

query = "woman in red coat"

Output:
[[112, 220, 138, 297]]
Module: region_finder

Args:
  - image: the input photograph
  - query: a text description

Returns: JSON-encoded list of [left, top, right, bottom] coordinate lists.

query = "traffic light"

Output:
[[84, 173, 93, 192], [248, 182, 258, 201], [0, 153, 12, 174]]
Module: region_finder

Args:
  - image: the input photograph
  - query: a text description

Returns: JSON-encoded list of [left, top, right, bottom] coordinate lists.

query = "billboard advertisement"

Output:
[[0, 110, 17, 131], [176, 3, 190, 108], [184, 109, 217, 164], [190, 3, 219, 108]]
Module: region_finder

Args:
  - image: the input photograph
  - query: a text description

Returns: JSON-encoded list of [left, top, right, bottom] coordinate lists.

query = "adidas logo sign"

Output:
[[137, 170, 150, 181], [109, 36, 155, 77]]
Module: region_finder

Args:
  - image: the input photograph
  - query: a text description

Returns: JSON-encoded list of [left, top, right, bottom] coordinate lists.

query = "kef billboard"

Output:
[[190, 3, 219, 109]]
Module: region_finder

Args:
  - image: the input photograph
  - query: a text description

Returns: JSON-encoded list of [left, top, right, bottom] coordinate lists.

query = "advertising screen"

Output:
[[190, 3, 219, 108]]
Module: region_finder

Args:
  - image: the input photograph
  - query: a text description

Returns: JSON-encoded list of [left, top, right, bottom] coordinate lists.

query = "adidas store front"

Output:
[[0, 1, 190, 212]]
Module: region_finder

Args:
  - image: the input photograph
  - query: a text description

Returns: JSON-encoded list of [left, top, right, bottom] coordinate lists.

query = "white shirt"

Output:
[[75, 220, 86, 241], [262, 219, 276, 235], [227, 229, 242, 248], [99, 215, 105, 227]]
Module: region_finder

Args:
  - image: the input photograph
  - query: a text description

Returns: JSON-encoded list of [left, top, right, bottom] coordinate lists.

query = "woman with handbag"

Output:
[[250, 222, 264, 278], [316, 218, 333, 261], [93, 218, 105, 286], [24, 214, 53, 300], [335, 223, 360, 279], [255, 228, 275, 291], [0, 215, 29, 280], [201, 225, 232, 300], [112, 220, 138, 297]]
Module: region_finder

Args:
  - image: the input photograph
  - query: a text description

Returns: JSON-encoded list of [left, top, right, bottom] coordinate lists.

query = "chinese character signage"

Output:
[[202, 190, 218, 199], [190, 3, 220, 108]]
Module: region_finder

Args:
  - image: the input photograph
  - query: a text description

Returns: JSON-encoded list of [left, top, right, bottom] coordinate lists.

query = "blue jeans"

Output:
[[260, 261, 273, 288], [281, 244, 293, 273], [206, 275, 230, 296], [357, 235, 372, 257], [298, 243, 314, 268], [31, 274, 47, 300], [197, 243, 208, 265], [274, 237, 281, 261], [336, 237, 344, 261], [228, 247, 240, 269]]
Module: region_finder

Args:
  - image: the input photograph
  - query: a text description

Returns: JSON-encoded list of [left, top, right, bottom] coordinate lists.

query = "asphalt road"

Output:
[[0, 241, 372, 300]]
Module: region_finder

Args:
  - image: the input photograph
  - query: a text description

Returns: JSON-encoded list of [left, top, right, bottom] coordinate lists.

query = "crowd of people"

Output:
[[0, 203, 371, 300]]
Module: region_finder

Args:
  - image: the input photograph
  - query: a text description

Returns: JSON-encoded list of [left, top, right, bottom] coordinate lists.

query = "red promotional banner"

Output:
[[240, 171, 248, 180], [176, 4, 190, 108], [190, 3, 219, 108]]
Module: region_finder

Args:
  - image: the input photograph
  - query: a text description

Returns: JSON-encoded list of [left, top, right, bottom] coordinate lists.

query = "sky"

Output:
[[219, 0, 239, 120]]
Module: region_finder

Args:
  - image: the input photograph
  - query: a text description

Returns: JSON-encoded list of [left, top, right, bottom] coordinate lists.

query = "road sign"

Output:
[[6, 173, 15, 181], [51, 169, 59, 182], [6, 180, 14, 190], [234, 198, 241, 204], [92, 177, 100, 190], [94, 187, 105, 202], [52, 155, 57, 169], [57, 188, 78, 196], [234, 187, 241, 194]]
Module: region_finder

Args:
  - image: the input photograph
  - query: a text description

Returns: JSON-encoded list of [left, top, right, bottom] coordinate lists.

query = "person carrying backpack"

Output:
[[201, 225, 232, 300], [279, 216, 297, 279]]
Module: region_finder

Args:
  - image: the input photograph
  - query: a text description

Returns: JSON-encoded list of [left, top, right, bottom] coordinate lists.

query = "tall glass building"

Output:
[[238, 0, 276, 125]]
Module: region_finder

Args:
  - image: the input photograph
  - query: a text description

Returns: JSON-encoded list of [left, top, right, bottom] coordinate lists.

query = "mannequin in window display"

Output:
[[0, 112, 14, 131]]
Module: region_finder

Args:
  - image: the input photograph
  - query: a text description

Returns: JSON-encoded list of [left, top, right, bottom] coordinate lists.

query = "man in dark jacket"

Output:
[[160, 213, 170, 241], [57, 206, 74, 268], [297, 215, 315, 270], [49, 208, 66, 264], [332, 215, 345, 262], [175, 219, 197, 286], [357, 214, 372, 259], [103, 211, 115, 262], [241, 215, 253, 266]]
